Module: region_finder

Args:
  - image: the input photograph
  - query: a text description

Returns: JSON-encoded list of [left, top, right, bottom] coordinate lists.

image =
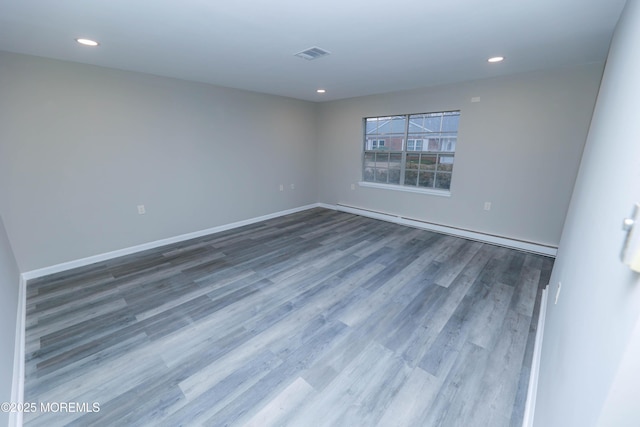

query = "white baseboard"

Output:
[[21, 202, 555, 282], [9, 276, 27, 427], [22, 203, 322, 281], [522, 286, 549, 427], [316, 203, 336, 210], [331, 204, 557, 257]]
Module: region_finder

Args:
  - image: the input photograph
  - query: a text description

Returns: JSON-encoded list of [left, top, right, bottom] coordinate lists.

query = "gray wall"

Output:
[[0, 215, 20, 427], [0, 51, 604, 271], [0, 52, 319, 272], [534, 0, 640, 425], [316, 64, 603, 247]]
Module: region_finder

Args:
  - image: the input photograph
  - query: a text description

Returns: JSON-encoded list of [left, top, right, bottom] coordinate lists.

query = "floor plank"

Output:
[[23, 208, 552, 426]]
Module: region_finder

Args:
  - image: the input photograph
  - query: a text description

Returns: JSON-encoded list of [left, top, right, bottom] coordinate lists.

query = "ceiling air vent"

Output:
[[294, 47, 331, 60]]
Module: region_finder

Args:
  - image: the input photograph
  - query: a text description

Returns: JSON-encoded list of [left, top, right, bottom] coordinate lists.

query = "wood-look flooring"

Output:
[[23, 208, 552, 426]]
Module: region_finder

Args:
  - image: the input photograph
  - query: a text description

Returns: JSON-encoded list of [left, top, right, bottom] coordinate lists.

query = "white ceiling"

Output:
[[0, 0, 627, 102]]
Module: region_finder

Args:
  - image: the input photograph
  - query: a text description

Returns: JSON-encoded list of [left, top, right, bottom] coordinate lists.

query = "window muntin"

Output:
[[363, 111, 459, 191]]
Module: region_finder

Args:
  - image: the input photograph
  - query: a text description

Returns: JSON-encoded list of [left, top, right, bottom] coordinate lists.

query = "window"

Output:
[[407, 139, 423, 151], [363, 111, 459, 192], [366, 139, 386, 150]]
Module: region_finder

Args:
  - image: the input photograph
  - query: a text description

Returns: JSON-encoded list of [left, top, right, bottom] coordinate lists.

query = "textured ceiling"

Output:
[[0, 0, 627, 101]]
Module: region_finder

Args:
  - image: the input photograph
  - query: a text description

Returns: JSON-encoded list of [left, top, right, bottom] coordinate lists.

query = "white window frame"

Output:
[[361, 111, 460, 195]]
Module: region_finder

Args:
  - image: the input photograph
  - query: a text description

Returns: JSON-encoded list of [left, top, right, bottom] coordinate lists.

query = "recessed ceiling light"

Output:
[[75, 38, 99, 47], [488, 56, 504, 63], [316, 89, 326, 94]]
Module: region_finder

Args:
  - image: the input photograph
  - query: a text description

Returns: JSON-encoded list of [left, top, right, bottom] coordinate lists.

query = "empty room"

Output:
[[1, 0, 639, 426]]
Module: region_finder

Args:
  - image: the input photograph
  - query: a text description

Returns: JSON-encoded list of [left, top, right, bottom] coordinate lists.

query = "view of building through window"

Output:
[[363, 111, 460, 191]]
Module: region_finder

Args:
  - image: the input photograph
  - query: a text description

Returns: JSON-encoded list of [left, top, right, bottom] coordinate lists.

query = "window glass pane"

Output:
[[390, 116, 406, 134], [420, 155, 437, 170], [435, 172, 452, 189], [406, 153, 420, 170], [438, 154, 454, 172], [427, 138, 441, 151], [404, 170, 418, 186], [375, 168, 388, 183], [375, 152, 389, 167], [364, 167, 375, 182], [441, 113, 460, 131], [388, 168, 401, 184], [419, 171, 435, 188], [391, 138, 403, 151], [408, 115, 425, 133], [440, 137, 457, 152], [364, 152, 375, 167], [389, 153, 402, 168], [423, 115, 442, 132], [365, 118, 379, 134]]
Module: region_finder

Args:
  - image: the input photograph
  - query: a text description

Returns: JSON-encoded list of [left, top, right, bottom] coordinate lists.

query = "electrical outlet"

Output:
[[290, 183, 295, 190], [484, 202, 492, 211], [137, 205, 146, 215], [279, 184, 284, 192], [351, 183, 356, 190], [555, 281, 562, 304]]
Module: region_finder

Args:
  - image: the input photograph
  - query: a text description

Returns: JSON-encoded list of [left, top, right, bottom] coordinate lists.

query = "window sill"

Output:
[[358, 181, 451, 197]]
